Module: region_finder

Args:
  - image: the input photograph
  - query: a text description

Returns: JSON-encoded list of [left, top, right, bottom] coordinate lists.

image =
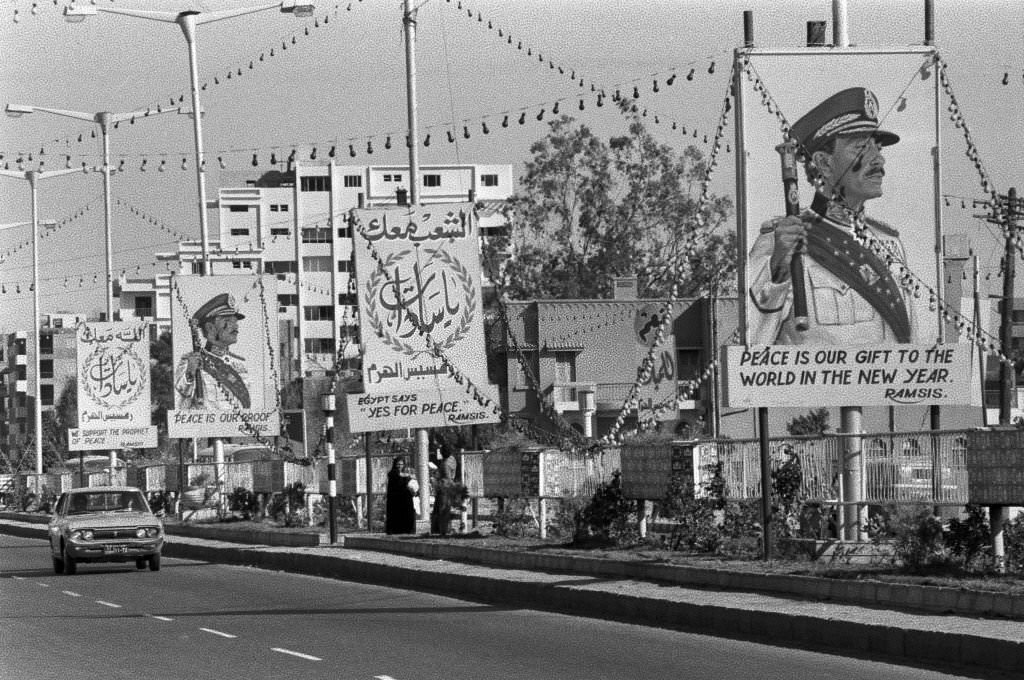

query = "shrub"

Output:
[[577, 472, 639, 547], [875, 504, 948, 571], [227, 487, 260, 521], [268, 482, 308, 527], [493, 496, 539, 538], [1004, 510, 1024, 573], [547, 497, 588, 541], [658, 467, 722, 553], [945, 504, 991, 572]]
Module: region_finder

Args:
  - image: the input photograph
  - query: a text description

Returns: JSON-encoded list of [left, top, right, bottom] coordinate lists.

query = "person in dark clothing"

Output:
[[385, 456, 416, 534]]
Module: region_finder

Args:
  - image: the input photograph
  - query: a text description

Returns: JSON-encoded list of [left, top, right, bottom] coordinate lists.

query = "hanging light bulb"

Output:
[[652, 79, 659, 93], [501, 114, 509, 127], [897, 96, 907, 112], [632, 85, 640, 99], [1002, 72, 1010, 85], [270, 152, 277, 165], [328, 145, 336, 158], [687, 68, 695, 80], [310, 147, 317, 160], [708, 61, 716, 74], [552, 101, 559, 114], [518, 111, 526, 125], [536, 108, 545, 121], [384, 135, 392, 150], [366, 139, 373, 154], [667, 73, 676, 86], [482, 121, 490, 134], [423, 133, 431, 147], [579, 99, 585, 111], [349, 144, 356, 157], [463, 125, 470, 139], [447, 129, 455, 143]]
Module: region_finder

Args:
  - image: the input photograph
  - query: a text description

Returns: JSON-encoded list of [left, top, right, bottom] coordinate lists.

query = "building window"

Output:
[[304, 338, 335, 354], [301, 226, 332, 243], [39, 335, 53, 355], [337, 225, 352, 239], [302, 256, 332, 272], [304, 305, 335, 321], [270, 226, 290, 236], [230, 228, 250, 236], [191, 262, 203, 275], [135, 296, 154, 317], [423, 174, 441, 187], [480, 173, 499, 187], [265, 260, 297, 274], [343, 174, 362, 188], [41, 384, 54, 406], [229, 205, 250, 212], [337, 260, 353, 273], [382, 173, 403, 183], [337, 293, 357, 306], [339, 323, 360, 339], [300, 175, 330, 192], [278, 294, 298, 307], [270, 203, 290, 212], [40, 359, 53, 379], [231, 261, 253, 269]]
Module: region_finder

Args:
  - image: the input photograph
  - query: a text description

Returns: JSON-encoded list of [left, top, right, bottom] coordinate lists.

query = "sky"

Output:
[[0, 0, 1021, 335]]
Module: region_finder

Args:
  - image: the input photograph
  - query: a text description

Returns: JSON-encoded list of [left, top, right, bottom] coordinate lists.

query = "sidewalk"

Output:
[[2, 517, 1021, 677]]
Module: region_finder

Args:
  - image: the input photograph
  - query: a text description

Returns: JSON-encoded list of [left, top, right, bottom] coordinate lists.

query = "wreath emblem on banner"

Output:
[[81, 345, 147, 409], [364, 248, 476, 357]]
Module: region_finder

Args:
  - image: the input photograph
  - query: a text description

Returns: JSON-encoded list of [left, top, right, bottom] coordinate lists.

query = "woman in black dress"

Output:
[[385, 456, 416, 534]]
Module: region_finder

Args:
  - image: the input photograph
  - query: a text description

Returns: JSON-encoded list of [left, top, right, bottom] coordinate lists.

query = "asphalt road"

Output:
[[0, 534, 983, 680]]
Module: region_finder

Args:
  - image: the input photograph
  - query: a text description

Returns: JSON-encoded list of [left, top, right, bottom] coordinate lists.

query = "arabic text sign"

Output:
[[167, 274, 281, 439], [723, 344, 978, 407], [71, 322, 158, 450], [350, 202, 501, 430], [345, 386, 501, 433]]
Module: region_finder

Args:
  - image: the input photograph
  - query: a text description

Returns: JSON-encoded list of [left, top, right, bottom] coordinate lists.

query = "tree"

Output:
[[786, 408, 831, 436], [41, 379, 76, 469], [485, 103, 734, 300], [149, 331, 176, 459]]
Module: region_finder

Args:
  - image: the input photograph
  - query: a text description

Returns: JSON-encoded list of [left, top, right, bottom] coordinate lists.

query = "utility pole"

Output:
[[991, 187, 1022, 573]]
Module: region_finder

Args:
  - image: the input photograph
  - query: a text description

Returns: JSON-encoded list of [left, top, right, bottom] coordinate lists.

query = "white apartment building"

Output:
[[144, 162, 513, 381]]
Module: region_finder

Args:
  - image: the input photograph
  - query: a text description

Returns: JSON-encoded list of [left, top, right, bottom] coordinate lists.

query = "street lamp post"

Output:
[[65, 2, 314, 275], [5, 103, 187, 321], [0, 167, 97, 474]]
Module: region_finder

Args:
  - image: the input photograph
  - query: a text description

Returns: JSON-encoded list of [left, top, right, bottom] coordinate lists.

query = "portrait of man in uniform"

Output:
[[175, 292, 251, 412], [747, 87, 916, 346]]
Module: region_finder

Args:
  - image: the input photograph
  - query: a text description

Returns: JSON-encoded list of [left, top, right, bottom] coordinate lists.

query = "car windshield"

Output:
[[67, 491, 148, 515]]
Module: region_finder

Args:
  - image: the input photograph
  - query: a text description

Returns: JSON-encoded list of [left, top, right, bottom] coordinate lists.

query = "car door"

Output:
[[48, 493, 67, 555]]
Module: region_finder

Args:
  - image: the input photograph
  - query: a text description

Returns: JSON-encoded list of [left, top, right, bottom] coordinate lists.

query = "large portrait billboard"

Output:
[[726, 48, 978, 408], [69, 321, 158, 450], [167, 274, 281, 438], [346, 202, 501, 431]]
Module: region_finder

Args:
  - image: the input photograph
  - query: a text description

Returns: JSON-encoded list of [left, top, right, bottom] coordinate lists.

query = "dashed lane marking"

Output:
[[95, 600, 121, 608], [36, 582, 49, 587], [61, 591, 81, 597], [200, 627, 237, 639], [271, 648, 321, 661], [375, 676, 399, 679], [148, 615, 173, 622]]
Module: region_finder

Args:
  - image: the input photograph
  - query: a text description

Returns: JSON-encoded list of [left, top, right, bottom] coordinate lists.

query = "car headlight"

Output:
[[147, 527, 161, 538], [71, 529, 93, 541], [136, 528, 147, 538], [138, 527, 160, 538]]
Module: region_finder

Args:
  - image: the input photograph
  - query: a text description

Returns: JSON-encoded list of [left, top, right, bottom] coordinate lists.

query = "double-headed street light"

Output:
[[0, 167, 98, 474], [5, 103, 190, 321], [64, 2, 314, 275]]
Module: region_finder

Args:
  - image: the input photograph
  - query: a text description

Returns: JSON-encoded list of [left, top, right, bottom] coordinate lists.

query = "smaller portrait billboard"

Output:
[[167, 274, 280, 439], [70, 321, 158, 450]]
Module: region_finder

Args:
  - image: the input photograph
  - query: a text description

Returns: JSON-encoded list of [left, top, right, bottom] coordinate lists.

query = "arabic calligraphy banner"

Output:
[[167, 274, 281, 439], [70, 321, 158, 451], [347, 202, 501, 431]]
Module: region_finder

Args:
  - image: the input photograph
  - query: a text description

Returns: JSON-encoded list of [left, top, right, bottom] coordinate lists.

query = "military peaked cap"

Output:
[[791, 87, 900, 156]]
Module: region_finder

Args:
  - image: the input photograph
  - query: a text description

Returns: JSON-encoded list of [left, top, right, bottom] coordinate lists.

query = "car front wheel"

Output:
[[148, 553, 160, 572], [62, 543, 77, 575]]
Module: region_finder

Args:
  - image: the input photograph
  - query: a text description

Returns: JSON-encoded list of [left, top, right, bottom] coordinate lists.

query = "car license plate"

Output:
[[104, 545, 130, 554]]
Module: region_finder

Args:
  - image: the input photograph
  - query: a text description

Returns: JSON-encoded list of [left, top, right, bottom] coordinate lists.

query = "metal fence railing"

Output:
[[693, 430, 970, 505]]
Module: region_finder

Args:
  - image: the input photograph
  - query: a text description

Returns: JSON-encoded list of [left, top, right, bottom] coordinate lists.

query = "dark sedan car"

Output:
[[48, 486, 164, 575]]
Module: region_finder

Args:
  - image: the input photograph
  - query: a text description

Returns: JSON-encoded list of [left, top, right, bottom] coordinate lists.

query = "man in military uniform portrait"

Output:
[[175, 292, 252, 412], [747, 87, 916, 345]]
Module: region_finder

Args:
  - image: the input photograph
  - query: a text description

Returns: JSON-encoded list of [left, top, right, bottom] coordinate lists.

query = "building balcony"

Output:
[[547, 382, 597, 413], [15, 380, 27, 393]]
